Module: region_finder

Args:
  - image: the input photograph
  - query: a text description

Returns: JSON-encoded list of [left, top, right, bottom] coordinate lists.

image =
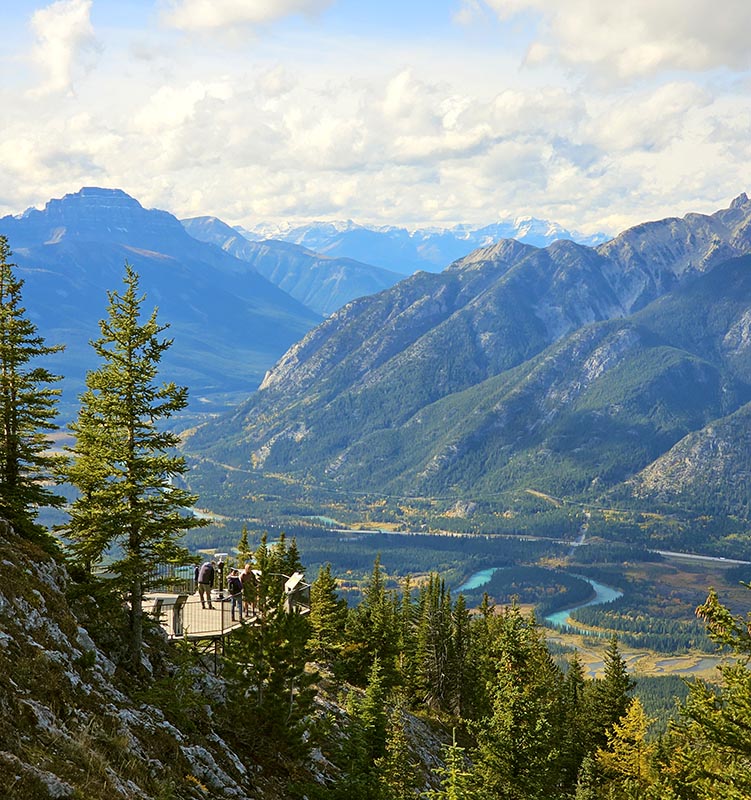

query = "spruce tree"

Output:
[[0, 236, 64, 542], [308, 562, 348, 664], [64, 264, 205, 667], [376, 706, 419, 799], [344, 554, 398, 684], [427, 730, 477, 800], [472, 605, 566, 800], [583, 636, 635, 751], [661, 587, 751, 799], [237, 523, 252, 565]]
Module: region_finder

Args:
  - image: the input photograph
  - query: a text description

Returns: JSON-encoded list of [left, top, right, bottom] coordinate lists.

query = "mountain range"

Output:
[[0, 187, 321, 420], [185, 193, 751, 525], [182, 215, 402, 316], [236, 217, 608, 274]]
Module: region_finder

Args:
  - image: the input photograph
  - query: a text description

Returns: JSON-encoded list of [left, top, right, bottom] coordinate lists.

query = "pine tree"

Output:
[[397, 574, 418, 697], [64, 264, 205, 667], [344, 555, 398, 684], [308, 562, 348, 663], [560, 653, 589, 789], [222, 583, 315, 758], [236, 523, 252, 565], [0, 236, 64, 542], [427, 729, 478, 800], [661, 587, 751, 799], [583, 636, 635, 752], [449, 593, 472, 718], [472, 605, 565, 800], [335, 656, 390, 799]]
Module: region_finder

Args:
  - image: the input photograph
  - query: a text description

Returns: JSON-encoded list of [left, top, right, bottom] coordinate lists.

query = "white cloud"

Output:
[[29, 0, 100, 95], [482, 0, 751, 79], [1, 1, 749, 240], [162, 0, 334, 32]]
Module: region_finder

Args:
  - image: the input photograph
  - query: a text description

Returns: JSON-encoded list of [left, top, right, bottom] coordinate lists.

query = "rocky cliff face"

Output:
[[0, 522, 255, 799]]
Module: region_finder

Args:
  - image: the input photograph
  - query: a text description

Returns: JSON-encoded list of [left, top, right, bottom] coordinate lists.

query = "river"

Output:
[[544, 577, 623, 628], [454, 567, 623, 630]]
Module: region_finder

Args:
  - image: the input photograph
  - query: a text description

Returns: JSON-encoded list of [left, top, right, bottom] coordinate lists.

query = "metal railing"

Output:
[[146, 571, 311, 640]]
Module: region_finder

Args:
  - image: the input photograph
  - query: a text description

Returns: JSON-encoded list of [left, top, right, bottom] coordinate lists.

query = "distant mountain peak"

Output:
[[730, 192, 750, 209]]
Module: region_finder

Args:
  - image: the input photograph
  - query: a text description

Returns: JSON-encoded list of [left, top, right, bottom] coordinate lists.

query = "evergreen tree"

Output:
[[308, 562, 348, 664], [397, 574, 418, 698], [0, 236, 64, 542], [377, 706, 419, 800], [472, 605, 566, 800], [560, 653, 589, 788], [236, 523, 252, 565], [449, 594, 473, 718], [416, 574, 453, 712], [222, 585, 315, 758], [661, 587, 751, 799], [344, 555, 399, 684], [64, 265, 205, 667], [583, 636, 635, 752], [334, 656, 390, 800], [426, 730, 478, 800]]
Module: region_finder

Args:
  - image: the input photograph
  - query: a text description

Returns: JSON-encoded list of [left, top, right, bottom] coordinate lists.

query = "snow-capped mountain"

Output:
[[236, 217, 608, 274]]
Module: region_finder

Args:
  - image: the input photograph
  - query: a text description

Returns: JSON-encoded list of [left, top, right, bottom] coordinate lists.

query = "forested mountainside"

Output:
[[3, 517, 751, 800], [0, 188, 320, 418], [183, 215, 402, 316], [185, 195, 751, 520]]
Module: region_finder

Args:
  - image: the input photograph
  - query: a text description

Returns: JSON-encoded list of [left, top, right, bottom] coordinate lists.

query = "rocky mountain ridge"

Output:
[[185, 194, 751, 527], [0, 188, 321, 419]]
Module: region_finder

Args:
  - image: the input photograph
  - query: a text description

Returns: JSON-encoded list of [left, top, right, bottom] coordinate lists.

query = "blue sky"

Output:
[[2, 1, 750, 235]]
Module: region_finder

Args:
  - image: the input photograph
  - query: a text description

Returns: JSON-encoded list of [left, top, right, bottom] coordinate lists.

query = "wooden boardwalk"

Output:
[[145, 591, 256, 640]]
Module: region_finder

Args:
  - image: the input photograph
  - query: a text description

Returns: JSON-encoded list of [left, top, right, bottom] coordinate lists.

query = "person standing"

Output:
[[197, 560, 216, 609], [228, 569, 243, 621]]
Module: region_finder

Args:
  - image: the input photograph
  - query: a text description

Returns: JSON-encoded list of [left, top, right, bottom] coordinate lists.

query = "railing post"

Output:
[[173, 594, 188, 637]]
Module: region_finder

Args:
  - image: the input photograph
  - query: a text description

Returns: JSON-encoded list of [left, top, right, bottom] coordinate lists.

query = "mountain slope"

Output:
[[185, 196, 751, 517], [0, 188, 320, 419], [182, 215, 402, 316]]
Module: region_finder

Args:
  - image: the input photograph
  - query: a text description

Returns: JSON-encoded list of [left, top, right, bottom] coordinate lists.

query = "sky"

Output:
[[1, 0, 750, 236]]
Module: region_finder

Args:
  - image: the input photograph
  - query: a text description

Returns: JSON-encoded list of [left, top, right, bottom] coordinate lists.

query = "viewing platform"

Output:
[[145, 570, 311, 642]]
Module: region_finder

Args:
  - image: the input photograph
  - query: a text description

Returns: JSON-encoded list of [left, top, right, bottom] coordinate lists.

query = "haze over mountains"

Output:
[[5, 184, 751, 529], [0, 185, 609, 422], [186, 194, 751, 525]]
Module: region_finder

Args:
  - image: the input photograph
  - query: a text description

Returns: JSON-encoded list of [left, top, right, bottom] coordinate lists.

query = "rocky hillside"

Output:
[[0, 521, 449, 800], [182, 216, 402, 317], [185, 195, 751, 521]]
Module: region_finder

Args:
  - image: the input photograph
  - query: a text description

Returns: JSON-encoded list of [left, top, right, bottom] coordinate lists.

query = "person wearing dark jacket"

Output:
[[197, 560, 216, 609], [228, 569, 243, 621]]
